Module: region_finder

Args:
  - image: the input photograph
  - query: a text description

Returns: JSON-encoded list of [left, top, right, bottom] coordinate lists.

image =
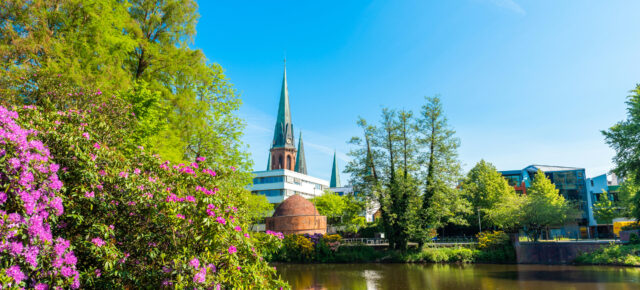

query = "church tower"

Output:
[[270, 63, 297, 170]]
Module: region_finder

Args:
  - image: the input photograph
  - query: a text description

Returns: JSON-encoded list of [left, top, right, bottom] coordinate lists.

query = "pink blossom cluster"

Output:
[[195, 185, 218, 195], [265, 230, 285, 240], [0, 106, 79, 288]]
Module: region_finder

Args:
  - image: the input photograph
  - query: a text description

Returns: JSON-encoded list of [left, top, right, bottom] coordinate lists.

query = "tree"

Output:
[[0, 0, 248, 172], [245, 194, 274, 225], [311, 190, 347, 225], [485, 192, 526, 232], [593, 191, 618, 224], [310, 190, 366, 233], [521, 171, 573, 241], [603, 84, 640, 221], [617, 176, 640, 219], [415, 96, 470, 244], [461, 160, 516, 231]]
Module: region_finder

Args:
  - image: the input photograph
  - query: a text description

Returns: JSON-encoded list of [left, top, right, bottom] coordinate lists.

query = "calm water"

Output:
[[275, 263, 640, 290]]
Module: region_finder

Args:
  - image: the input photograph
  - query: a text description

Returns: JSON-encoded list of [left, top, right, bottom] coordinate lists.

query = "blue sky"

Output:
[[195, 0, 640, 181]]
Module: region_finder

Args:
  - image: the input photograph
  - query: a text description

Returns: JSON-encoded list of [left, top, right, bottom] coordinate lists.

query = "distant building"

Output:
[[248, 63, 331, 203], [252, 169, 329, 203], [499, 165, 589, 238], [586, 173, 620, 228]]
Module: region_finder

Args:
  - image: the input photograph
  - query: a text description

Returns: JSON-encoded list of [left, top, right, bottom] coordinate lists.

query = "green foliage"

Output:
[[617, 176, 640, 219], [346, 97, 469, 251], [484, 190, 526, 232], [0, 0, 248, 172], [3, 101, 285, 288], [593, 191, 619, 224], [474, 231, 516, 263], [311, 190, 366, 233], [603, 84, 640, 221], [275, 234, 344, 263], [522, 171, 574, 241], [461, 160, 517, 230], [245, 194, 274, 225], [575, 243, 640, 266]]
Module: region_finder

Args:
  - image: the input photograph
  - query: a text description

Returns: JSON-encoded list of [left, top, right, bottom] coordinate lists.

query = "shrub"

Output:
[[0, 106, 79, 288], [575, 243, 640, 266], [475, 231, 516, 263], [1, 104, 287, 288]]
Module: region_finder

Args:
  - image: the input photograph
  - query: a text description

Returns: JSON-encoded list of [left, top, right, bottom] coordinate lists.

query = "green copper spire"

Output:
[[294, 132, 307, 174], [266, 151, 271, 171], [271, 61, 295, 149], [330, 150, 341, 187]]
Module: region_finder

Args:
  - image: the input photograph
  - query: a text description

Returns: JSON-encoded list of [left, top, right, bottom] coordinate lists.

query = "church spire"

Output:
[[272, 61, 295, 149], [295, 132, 307, 174], [330, 150, 341, 187], [266, 151, 271, 171]]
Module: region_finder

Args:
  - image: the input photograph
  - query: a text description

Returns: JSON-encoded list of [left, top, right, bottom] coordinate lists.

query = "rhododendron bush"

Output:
[[0, 103, 287, 288]]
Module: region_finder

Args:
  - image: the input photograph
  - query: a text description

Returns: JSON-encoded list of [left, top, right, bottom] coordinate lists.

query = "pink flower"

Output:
[[176, 214, 185, 219], [134, 168, 141, 175], [189, 257, 200, 268], [91, 237, 105, 247], [95, 269, 101, 277], [84, 191, 95, 198], [185, 195, 196, 202], [244, 233, 250, 238], [82, 132, 90, 140], [228, 245, 237, 254], [216, 217, 226, 225], [93, 142, 100, 149], [230, 166, 236, 171], [234, 226, 242, 232], [196, 156, 206, 162], [193, 267, 206, 283], [6, 265, 25, 284], [119, 171, 128, 178]]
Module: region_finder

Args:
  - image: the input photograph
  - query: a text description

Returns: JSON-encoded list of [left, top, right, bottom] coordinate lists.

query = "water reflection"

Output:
[[275, 263, 640, 290]]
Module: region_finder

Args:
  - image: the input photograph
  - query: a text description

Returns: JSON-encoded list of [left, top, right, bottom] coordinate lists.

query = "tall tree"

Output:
[[415, 96, 469, 243], [461, 160, 516, 232], [603, 84, 640, 221]]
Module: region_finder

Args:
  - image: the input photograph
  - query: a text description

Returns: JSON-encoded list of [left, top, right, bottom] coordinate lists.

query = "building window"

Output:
[[253, 176, 284, 184], [286, 155, 292, 170], [278, 156, 283, 169], [255, 189, 283, 196]]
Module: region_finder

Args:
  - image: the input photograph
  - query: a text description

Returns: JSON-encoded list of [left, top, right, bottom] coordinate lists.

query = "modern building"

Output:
[[500, 165, 589, 238], [585, 173, 620, 234], [248, 63, 331, 203]]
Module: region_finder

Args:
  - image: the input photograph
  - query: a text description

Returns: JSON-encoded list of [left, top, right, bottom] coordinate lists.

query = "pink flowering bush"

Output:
[[0, 106, 79, 288], [0, 102, 287, 288]]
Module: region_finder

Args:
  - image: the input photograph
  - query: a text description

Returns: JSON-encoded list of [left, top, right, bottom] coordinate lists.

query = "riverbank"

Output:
[[575, 243, 640, 266], [266, 232, 516, 264]]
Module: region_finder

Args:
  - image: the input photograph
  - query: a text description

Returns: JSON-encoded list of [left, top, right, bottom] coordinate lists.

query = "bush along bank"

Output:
[[267, 231, 516, 264], [575, 234, 640, 266]]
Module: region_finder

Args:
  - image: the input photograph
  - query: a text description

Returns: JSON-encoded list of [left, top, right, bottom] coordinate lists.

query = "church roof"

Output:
[[295, 132, 307, 174], [330, 151, 341, 187], [272, 63, 295, 149], [273, 194, 319, 216]]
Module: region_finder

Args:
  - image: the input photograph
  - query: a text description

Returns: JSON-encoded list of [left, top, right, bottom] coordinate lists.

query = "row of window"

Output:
[[253, 189, 283, 196], [253, 176, 284, 184], [253, 175, 326, 191]]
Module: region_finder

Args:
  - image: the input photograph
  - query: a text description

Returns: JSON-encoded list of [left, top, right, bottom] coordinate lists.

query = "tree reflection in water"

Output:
[[274, 263, 640, 290]]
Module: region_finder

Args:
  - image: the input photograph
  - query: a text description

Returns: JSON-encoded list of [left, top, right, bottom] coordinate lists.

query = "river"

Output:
[[275, 263, 640, 290]]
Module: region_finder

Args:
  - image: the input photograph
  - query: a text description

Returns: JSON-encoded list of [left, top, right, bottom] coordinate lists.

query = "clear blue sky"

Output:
[[195, 0, 640, 181]]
